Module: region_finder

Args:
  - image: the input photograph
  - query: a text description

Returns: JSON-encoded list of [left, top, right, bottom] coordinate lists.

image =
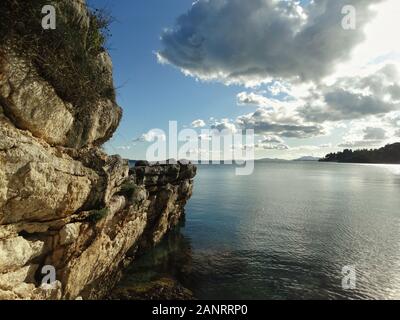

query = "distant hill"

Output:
[[293, 156, 320, 161], [256, 158, 288, 162], [320, 143, 400, 164]]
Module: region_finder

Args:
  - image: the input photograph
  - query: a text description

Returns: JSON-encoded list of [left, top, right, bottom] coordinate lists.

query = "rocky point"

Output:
[[0, 0, 196, 300]]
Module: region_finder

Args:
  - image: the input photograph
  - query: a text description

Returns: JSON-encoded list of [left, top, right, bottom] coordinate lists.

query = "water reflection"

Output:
[[116, 224, 193, 289], [116, 162, 400, 300]]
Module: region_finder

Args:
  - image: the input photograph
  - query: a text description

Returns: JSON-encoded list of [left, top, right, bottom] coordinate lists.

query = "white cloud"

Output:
[[260, 135, 284, 144], [363, 127, 387, 140], [337, 116, 399, 148], [211, 119, 238, 134], [236, 108, 324, 138], [116, 145, 132, 150], [158, 0, 383, 86], [338, 140, 383, 148], [299, 64, 400, 122], [256, 143, 289, 150], [191, 119, 206, 128], [134, 129, 166, 142], [237, 92, 278, 109]]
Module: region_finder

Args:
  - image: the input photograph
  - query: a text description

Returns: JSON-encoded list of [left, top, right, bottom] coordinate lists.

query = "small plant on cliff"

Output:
[[119, 181, 137, 199], [87, 208, 109, 223], [0, 0, 115, 107]]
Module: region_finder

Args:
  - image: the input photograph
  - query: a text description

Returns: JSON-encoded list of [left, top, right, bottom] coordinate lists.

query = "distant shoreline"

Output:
[[320, 160, 400, 165], [320, 142, 400, 165]]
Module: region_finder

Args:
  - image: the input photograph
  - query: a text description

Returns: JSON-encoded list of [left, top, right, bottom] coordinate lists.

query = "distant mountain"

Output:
[[293, 156, 320, 161], [320, 143, 400, 164], [256, 158, 288, 162]]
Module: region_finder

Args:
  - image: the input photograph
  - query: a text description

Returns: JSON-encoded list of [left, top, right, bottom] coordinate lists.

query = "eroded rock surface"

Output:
[[0, 0, 196, 300]]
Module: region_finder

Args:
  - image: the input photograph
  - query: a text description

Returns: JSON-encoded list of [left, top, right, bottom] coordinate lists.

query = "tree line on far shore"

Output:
[[320, 143, 400, 164]]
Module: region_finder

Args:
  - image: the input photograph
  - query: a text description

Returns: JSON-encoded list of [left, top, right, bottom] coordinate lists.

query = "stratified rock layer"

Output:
[[0, 1, 196, 300]]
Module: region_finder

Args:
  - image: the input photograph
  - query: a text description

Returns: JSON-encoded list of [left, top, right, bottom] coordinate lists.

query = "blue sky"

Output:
[[88, 0, 400, 160], [89, 0, 249, 158]]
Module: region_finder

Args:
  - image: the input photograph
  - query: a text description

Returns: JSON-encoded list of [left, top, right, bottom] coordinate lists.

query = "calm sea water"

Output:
[[120, 162, 400, 300]]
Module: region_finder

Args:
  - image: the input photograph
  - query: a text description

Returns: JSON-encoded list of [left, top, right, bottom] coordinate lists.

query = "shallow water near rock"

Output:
[[117, 161, 400, 300]]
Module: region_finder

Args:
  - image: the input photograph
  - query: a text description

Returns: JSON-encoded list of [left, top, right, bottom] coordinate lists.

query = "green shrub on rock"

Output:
[[0, 0, 115, 107], [87, 208, 109, 223], [119, 181, 137, 199]]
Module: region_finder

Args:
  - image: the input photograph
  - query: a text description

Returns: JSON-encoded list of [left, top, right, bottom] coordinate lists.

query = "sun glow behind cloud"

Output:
[[331, 0, 400, 81], [362, 0, 400, 58]]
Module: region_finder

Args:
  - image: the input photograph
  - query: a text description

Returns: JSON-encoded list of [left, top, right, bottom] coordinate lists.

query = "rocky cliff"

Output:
[[0, 0, 196, 299]]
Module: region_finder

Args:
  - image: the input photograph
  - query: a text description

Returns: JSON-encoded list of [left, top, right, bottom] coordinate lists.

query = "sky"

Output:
[[89, 0, 400, 160]]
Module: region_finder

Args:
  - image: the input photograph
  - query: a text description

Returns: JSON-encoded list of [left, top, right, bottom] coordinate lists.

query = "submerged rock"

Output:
[[110, 277, 194, 300]]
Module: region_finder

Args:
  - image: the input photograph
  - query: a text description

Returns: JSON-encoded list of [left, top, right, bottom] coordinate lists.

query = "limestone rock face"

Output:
[[0, 50, 75, 146], [0, 48, 122, 149], [0, 108, 98, 225], [0, 1, 196, 300]]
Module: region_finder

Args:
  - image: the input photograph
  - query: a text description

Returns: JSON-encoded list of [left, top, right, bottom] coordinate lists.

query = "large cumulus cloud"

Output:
[[157, 0, 383, 85]]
